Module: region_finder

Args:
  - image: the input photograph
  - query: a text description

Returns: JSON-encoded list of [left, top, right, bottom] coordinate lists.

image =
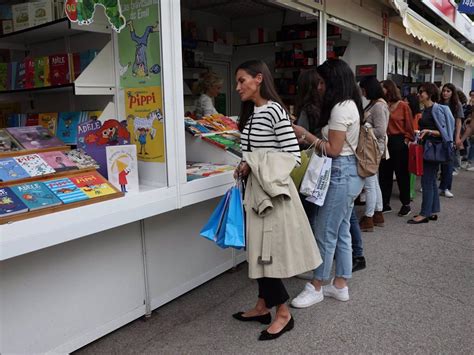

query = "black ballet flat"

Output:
[[232, 312, 271, 324], [414, 215, 438, 221], [258, 316, 294, 341], [407, 217, 429, 224]]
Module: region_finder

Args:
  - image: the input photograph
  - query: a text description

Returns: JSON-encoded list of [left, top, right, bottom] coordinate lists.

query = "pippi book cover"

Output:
[[106, 144, 139, 194], [77, 118, 130, 178], [125, 87, 165, 163]]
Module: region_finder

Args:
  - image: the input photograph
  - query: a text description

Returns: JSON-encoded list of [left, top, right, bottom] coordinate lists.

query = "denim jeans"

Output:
[[350, 208, 363, 258], [439, 161, 453, 191], [364, 174, 383, 217], [421, 160, 441, 217], [311, 155, 364, 281]]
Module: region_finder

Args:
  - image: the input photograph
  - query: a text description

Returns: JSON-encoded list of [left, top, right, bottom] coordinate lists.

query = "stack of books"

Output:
[[186, 162, 235, 181]]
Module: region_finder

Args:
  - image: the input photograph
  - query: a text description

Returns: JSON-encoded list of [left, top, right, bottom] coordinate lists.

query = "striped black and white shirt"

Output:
[[241, 101, 301, 165]]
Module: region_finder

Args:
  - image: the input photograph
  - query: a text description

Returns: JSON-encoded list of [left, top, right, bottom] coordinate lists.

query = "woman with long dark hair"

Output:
[[404, 93, 422, 131], [291, 59, 364, 307], [379, 79, 414, 217], [233, 60, 322, 341], [438, 83, 464, 198], [294, 69, 323, 140]]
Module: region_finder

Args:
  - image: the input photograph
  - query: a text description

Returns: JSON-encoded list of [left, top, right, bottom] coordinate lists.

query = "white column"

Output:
[[431, 58, 435, 83], [318, 10, 327, 65], [384, 38, 389, 80], [449, 65, 453, 83]]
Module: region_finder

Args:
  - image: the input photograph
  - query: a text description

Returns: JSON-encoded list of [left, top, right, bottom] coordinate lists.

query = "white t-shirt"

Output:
[[195, 93, 218, 118], [321, 100, 360, 156]]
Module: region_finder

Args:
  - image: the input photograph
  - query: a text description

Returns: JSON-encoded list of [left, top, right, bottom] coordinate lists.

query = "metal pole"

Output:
[[140, 219, 152, 318]]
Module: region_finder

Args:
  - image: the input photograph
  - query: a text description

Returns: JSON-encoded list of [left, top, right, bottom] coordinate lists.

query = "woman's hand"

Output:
[[419, 129, 433, 140], [234, 161, 250, 179], [292, 123, 308, 145]]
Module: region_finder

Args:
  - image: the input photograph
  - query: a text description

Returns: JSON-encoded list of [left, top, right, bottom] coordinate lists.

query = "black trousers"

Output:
[[379, 134, 411, 207], [257, 277, 289, 309]]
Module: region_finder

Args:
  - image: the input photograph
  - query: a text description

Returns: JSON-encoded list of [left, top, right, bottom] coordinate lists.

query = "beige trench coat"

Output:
[[244, 150, 322, 279]]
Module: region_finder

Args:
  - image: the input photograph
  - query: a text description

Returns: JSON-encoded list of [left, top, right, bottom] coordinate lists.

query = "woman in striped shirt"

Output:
[[232, 60, 300, 340]]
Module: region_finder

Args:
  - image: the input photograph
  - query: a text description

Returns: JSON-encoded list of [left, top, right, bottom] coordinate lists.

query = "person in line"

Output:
[[408, 83, 454, 224], [358, 76, 389, 232], [350, 208, 366, 272], [194, 71, 223, 118], [438, 83, 464, 198], [379, 79, 414, 217], [291, 59, 364, 307], [404, 93, 422, 131], [232, 60, 322, 341]]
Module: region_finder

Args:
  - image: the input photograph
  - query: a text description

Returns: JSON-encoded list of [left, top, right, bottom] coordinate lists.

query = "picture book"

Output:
[[15, 61, 25, 90], [0, 157, 30, 182], [25, 113, 39, 126], [0, 187, 28, 217], [14, 154, 55, 177], [7, 126, 65, 150], [12, 3, 31, 32], [0, 129, 22, 153], [186, 162, 234, 181], [38, 112, 58, 134], [64, 149, 100, 170], [49, 53, 70, 86], [70, 172, 117, 199], [45, 178, 89, 204], [24, 57, 35, 89], [34, 57, 47, 88], [57, 111, 81, 144], [8, 62, 17, 91], [87, 110, 102, 121], [44, 56, 51, 86], [11, 182, 61, 210], [39, 151, 77, 172], [106, 145, 139, 194], [0, 62, 7, 91], [30, 0, 53, 26]]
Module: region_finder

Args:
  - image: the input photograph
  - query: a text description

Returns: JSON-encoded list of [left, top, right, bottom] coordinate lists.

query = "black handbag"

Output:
[[423, 140, 453, 163]]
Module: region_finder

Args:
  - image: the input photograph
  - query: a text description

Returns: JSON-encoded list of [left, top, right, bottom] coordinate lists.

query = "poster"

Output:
[[125, 87, 165, 162], [118, 0, 161, 88], [388, 45, 395, 75]]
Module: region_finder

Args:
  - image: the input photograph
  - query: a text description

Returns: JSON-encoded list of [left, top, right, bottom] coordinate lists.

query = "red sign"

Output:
[[382, 12, 389, 37], [429, 0, 455, 22]]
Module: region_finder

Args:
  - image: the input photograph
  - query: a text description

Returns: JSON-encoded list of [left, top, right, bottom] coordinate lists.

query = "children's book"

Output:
[[49, 53, 70, 86], [7, 126, 65, 150], [24, 57, 35, 89], [38, 112, 58, 134], [25, 113, 39, 126], [14, 154, 55, 177], [56, 111, 81, 144], [106, 145, 139, 194], [0, 157, 30, 182], [0, 62, 7, 91], [38, 151, 78, 172], [0, 187, 29, 217], [15, 61, 25, 90], [34, 57, 47, 88], [0, 129, 22, 153], [11, 182, 62, 210], [70, 171, 117, 198], [45, 178, 89, 204], [64, 149, 100, 170]]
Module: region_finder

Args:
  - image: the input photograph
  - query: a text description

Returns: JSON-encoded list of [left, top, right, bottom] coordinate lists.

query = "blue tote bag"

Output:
[[200, 189, 231, 248], [224, 185, 245, 249]]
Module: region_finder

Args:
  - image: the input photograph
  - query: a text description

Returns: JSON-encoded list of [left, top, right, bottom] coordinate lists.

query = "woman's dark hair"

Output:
[[441, 83, 461, 117], [419, 82, 439, 103], [404, 93, 421, 116], [382, 79, 402, 103], [235, 60, 287, 132], [457, 90, 467, 105], [316, 59, 363, 127], [295, 69, 322, 134], [359, 76, 384, 102]]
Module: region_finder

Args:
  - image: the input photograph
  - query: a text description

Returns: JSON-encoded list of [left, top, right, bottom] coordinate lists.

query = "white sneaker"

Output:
[[291, 282, 324, 308], [467, 166, 474, 172], [452, 170, 459, 176], [322, 283, 350, 302], [444, 189, 454, 198]]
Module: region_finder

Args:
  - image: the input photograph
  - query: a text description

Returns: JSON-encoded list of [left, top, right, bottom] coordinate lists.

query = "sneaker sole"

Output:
[[398, 211, 412, 217], [382, 210, 392, 214], [290, 296, 324, 308], [322, 293, 349, 302]]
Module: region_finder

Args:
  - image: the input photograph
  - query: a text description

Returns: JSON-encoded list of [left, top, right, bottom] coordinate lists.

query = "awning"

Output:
[[392, 0, 474, 65]]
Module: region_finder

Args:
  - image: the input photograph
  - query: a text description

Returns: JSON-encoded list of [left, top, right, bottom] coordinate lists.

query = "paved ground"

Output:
[[76, 171, 473, 354]]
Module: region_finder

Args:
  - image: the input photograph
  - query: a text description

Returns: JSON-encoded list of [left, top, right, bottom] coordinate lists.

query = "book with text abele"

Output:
[[11, 182, 62, 210]]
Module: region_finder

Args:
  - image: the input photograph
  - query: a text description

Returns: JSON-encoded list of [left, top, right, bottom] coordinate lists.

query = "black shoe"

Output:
[[382, 205, 392, 214], [407, 217, 429, 224], [414, 214, 438, 221], [352, 256, 366, 272], [232, 312, 271, 324], [398, 205, 411, 217], [258, 316, 294, 341]]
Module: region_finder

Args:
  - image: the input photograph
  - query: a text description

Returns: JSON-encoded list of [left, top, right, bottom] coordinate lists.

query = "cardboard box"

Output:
[[12, 3, 32, 32], [30, 0, 54, 26]]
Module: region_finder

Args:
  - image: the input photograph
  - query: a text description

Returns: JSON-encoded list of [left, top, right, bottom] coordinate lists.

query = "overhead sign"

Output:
[[355, 64, 377, 81], [458, 0, 474, 15], [422, 0, 456, 22]]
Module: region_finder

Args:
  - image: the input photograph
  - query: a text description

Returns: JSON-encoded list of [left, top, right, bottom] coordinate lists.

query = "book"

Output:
[[8, 62, 16, 91], [49, 53, 70, 86], [186, 162, 234, 181], [38, 151, 77, 172], [15, 61, 25, 90], [24, 57, 35, 89], [12, 3, 31, 32], [0, 129, 22, 153], [0, 157, 30, 182], [0, 62, 7, 91], [106, 145, 139, 194], [14, 154, 55, 177], [70, 172, 117, 198], [29, 0, 53, 26], [38, 112, 58, 134], [64, 149, 100, 170], [25, 113, 39, 126], [11, 182, 61, 210], [45, 177, 89, 204], [34, 57, 47, 88], [57, 111, 81, 144], [0, 187, 28, 217], [7, 126, 65, 150]]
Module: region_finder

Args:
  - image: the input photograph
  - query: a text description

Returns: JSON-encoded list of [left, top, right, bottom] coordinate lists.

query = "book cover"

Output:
[[0, 157, 30, 182], [7, 126, 65, 150], [38, 112, 58, 134], [8, 62, 17, 90], [77, 119, 130, 178], [25, 113, 39, 126], [57, 111, 81, 144], [44, 56, 50, 86], [45, 177, 89, 204], [34, 57, 47, 88], [0, 187, 28, 217], [87, 110, 102, 121], [24, 57, 35, 89], [11, 181, 61, 210], [64, 149, 99, 170], [49, 53, 70, 86], [0, 5, 12, 20], [70, 172, 117, 199], [0, 129, 22, 153], [15, 61, 25, 90], [38, 151, 78, 172], [14, 154, 55, 177], [0, 62, 7, 91], [12, 3, 31, 32], [30, 0, 53, 26], [106, 145, 139, 194]]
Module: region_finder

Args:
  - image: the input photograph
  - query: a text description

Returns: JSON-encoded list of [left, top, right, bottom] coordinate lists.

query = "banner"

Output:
[[458, 0, 474, 15]]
